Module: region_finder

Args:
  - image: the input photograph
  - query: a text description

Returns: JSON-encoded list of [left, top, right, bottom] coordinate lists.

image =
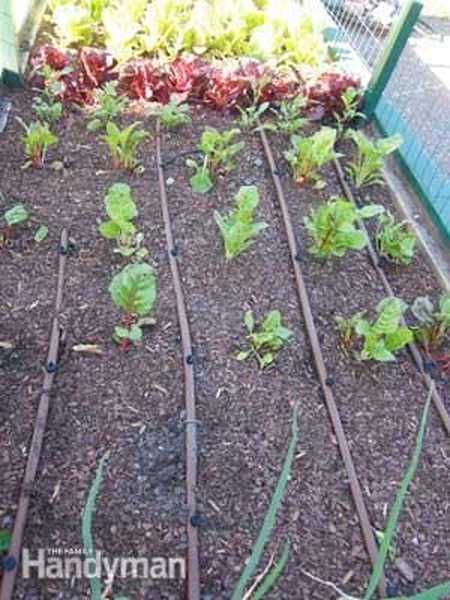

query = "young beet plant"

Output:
[[87, 81, 129, 132], [411, 294, 450, 352], [284, 126, 339, 187], [109, 262, 156, 350], [19, 119, 58, 168], [214, 185, 267, 259], [304, 196, 384, 258], [103, 122, 147, 171], [187, 127, 245, 193], [99, 183, 147, 259], [237, 309, 293, 369], [345, 129, 402, 188], [337, 297, 412, 362], [376, 212, 416, 265]]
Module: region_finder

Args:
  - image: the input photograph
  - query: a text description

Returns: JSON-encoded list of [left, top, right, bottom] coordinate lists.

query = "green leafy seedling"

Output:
[[19, 120, 58, 168], [87, 82, 129, 132], [155, 97, 191, 129], [304, 197, 384, 257], [237, 102, 273, 132], [284, 126, 339, 187], [214, 185, 267, 259], [197, 127, 245, 173], [350, 297, 413, 362], [346, 129, 402, 188], [376, 212, 416, 265], [411, 294, 450, 351], [333, 86, 365, 137], [33, 96, 63, 123], [272, 95, 308, 135], [186, 157, 214, 193], [103, 121, 147, 171], [237, 309, 293, 369], [99, 183, 147, 258], [109, 262, 156, 349]]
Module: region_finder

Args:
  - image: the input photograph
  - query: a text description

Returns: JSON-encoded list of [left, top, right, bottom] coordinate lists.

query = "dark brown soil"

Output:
[[1, 85, 449, 600]]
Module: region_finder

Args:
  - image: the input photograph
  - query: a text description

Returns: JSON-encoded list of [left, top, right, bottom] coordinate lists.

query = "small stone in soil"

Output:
[[395, 557, 415, 582]]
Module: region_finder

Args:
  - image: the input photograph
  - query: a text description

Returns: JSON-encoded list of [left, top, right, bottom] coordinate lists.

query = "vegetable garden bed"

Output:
[[1, 1, 450, 599]]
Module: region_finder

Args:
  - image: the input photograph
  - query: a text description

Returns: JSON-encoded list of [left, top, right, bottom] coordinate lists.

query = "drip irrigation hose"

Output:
[[333, 158, 450, 435], [259, 129, 387, 598], [155, 120, 200, 600], [0, 229, 69, 600]]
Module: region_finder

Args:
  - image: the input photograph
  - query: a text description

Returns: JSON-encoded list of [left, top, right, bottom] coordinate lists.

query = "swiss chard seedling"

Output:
[[272, 96, 308, 135], [187, 127, 244, 192], [18, 119, 58, 168], [87, 82, 129, 132], [345, 129, 402, 188], [340, 297, 412, 361], [237, 102, 273, 132], [109, 262, 156, 350], [284, 126, 339, 187], [99, 183, 147, 259], [333, 87, 365, 137], [237, 309, 293, 368], [411, 294, 450, 351], [198, 127, 244, 173], [103, 121, 147, 171], [304, 197, 384, 257], [214, 185, 267, 259], [376, 212, 416, 265], [153, 97, 191, 129]]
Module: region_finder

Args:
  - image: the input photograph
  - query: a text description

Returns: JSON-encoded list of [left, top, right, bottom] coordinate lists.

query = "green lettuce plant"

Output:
[[237, 309, 293, 368], [103, 122, 147, 170], [109, 263, 156, 348], [284, 126, 338, 186], [87, 82, 129, 132], [342, 297, 413, 362], [99, 183, 147, 258], [214, 185, 267, 259], [345, 130, 402, 188], [304, 197, 384, 258], [376, 212, 416, 265], [411, 294, 450, 351], [19, 120, 58, 168]]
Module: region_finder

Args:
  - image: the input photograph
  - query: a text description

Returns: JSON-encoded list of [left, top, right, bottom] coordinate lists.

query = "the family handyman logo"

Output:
[[21, 548, 186, 580]]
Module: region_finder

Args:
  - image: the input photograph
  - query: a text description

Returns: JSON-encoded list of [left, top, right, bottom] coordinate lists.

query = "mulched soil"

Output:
[[0, 85, 449, 600]]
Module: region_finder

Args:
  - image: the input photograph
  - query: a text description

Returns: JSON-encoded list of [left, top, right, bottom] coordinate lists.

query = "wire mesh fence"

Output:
[[321, 0, 450, 242]]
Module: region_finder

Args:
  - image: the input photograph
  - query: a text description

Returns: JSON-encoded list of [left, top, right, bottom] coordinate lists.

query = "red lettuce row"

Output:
[[29, 45, 360, 115]]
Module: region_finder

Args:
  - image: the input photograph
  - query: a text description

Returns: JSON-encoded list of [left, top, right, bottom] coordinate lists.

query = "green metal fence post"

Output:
[[363, 0, 422, 120], [0, 0, 22, 87]]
